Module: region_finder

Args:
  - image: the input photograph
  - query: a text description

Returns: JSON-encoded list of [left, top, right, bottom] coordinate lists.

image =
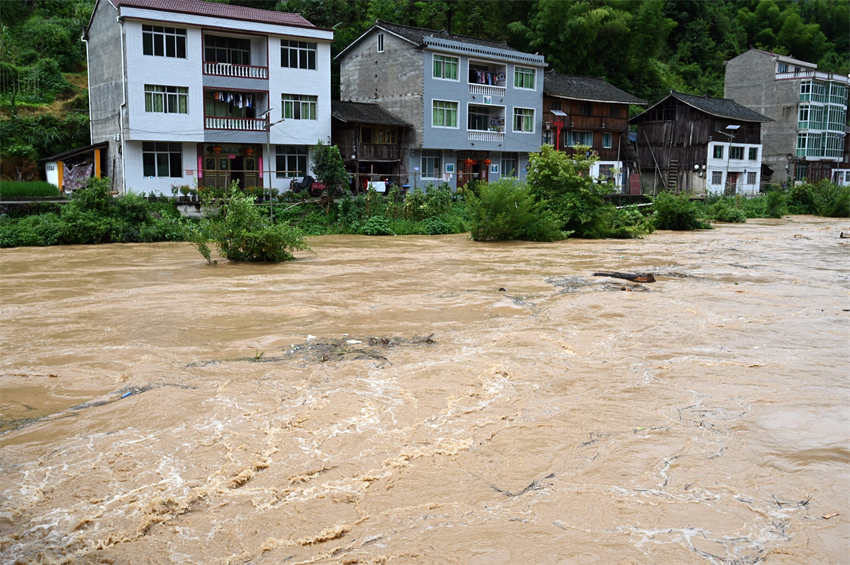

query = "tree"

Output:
[[311, 141, 349, 197]]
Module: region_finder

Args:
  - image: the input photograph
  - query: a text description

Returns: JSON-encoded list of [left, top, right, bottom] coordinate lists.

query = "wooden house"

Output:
[[542, 72, 645, 190], [630, 91, 771, 195], [331, 101, 411, 190]]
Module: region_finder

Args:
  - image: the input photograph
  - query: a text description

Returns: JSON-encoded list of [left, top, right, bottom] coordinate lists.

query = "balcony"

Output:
[[467, 131, 504, 143], [203, 62, 268, 80], [204, 116, 268, 131], [777, 70, 850, 84], [469, 84, 506, 98]]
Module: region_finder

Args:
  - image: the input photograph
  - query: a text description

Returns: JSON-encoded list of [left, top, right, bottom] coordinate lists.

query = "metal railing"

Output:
[[776, 70, 850, 84], [203, 62, 268, 79], [204, 115, 268, 131]]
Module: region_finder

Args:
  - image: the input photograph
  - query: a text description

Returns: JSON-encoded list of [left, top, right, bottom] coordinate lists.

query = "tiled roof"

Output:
[[670, 91, 772, 122], [332, 101, 410, 127], [630, 91, 772, 123], [376, 20, 509, 50], [115, 0, 316, 28], [544, 72, 646, 104]]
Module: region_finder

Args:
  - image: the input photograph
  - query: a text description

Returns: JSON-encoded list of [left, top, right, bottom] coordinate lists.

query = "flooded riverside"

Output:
[[1, 216, 848, 564]]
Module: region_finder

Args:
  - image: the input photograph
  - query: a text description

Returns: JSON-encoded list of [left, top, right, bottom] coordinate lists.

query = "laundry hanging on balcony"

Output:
[[211, 91, 255, 111]]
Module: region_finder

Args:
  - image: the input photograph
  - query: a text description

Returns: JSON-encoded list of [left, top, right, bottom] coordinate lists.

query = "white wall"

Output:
[[123, 141, 198, 195], [706, 141, 762, 196], [123, 21, 205, 142], [590, 160, 622, 190], [267, 37, 332, 146]]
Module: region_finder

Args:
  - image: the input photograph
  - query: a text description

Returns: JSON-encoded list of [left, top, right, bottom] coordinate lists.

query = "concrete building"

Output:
[[542, 72, 645, 191], [725, 49, 849, 185], [336, 21, 545, 190], [83, 0, 332, 195], [631, 91, 771, 196]]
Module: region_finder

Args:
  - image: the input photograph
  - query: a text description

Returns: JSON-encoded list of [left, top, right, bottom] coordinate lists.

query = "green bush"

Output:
[[467, 179, 565, 242], [422, 216, 452, 235], [765, 190, 787, 218], [708, 198, 747, 223], [788, 181, 850, 217], [652, 192, 711, 230], [197, 187, 307, 262], [0, 180, 60, 199], [605, 206, 656, 238], [360, 215, 394, 235]]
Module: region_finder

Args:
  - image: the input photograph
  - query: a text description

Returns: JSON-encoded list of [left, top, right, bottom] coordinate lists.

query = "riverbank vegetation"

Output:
[[1, 175, 848, 251]]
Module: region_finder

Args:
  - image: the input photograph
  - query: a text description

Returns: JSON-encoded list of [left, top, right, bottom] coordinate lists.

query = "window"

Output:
[[377, 33, 384, 53], [550, 101, 561, 111], [281, 40, 316, 70], [144, 85, 188, 114], [433, 55, 458, 80], [729, 146, 744, 160], [275, 145, 307, 178], [143, 25, 186, 58], [513, 107, 534, 133], [432, 100, 458, 128], [598, 164, 614, 182], [514, 66, 535, 89], [501, 153, 518, 178], [711, 171, 723, 185], [567, 131, 593, 147], [795, 162, 808, 181], [602, 133, 612, 149], [421, 151, 442, 178], [580, 102, 593, 116], [142, 142, 182, 177], [282, 94, 317, 120], [777, 62, 788, 73], [713, 145, 724, 159], [748, 147, 758, 161], [747, 171, 757, 185], [205, 35, 250, 65]]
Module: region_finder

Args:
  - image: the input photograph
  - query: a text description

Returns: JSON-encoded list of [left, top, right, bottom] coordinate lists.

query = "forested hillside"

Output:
[[1, 0, 847, 179]]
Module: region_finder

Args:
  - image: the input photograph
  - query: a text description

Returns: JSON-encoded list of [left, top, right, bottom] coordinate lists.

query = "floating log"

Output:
[[593, 271, 656, 283]]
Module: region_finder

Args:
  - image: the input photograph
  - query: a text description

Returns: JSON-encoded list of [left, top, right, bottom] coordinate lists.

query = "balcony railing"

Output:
[[203, 62, 269, 80], [204, 116, 268, 131], [468, 84, 506, 99], [777, 70, 850, 84], [467, 130, 505, 143]]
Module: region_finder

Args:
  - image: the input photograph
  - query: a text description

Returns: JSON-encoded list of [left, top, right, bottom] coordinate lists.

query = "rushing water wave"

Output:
[[1, 216, 848, 564]]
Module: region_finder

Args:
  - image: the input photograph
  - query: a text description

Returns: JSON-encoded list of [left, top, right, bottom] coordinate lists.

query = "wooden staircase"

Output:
[[665, 159, 680, 192]]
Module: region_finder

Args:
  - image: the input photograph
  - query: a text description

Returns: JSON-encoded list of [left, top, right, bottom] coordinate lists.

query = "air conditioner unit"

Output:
[[483, 95, 492, 104]]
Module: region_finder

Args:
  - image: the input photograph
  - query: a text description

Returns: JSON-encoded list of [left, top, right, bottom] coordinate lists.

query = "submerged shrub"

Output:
[[360, 215, 394, 236], [197, 187, 307, 262], [652, 192, 711, 230], [765, 190, 787, 218], [466, 179, 564, 242], [709, 198, 747, 223]]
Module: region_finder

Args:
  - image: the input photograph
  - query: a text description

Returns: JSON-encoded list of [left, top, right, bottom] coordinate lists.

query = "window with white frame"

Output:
[[514, 66, 535, 89], [144, 85, 188, 114], [281, 40, 316, 70], [142, 142, 182, 177], [501, 153, 518, 178], [713, 145, 724, 159], [602, 132, 612, 148], [282, 94, 317, 120], [729, 146, 744, 160], [747, 171, 757, 185], [432, 100, 458, 128], [567, 131, 593, 147], [711, 171, 723, 185], [275, 145, 307, 178], [513, 107, 534, 133], [143, 25, 186, 58], [432, 55, 458, 80], [377, 33, 384, 53], [598, 164, 614, 182], [421, 151, 442, 178], [748, 147, 758, 161]]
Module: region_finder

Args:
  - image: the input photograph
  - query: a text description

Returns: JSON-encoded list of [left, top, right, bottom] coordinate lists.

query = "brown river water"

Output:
[[1, 216, 848, 564]]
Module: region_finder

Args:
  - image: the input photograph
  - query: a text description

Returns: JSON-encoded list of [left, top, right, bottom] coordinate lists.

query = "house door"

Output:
[[204, 155, 230, 190], [725, 172, 739, 195]]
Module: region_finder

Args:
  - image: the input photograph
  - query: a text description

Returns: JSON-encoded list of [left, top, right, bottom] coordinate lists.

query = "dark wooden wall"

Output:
[[543, 95, 629, 161]]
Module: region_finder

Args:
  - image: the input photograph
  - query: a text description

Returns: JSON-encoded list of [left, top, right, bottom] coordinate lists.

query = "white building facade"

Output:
[[705, 141, 763, 196], [84, 0, 332, 195]]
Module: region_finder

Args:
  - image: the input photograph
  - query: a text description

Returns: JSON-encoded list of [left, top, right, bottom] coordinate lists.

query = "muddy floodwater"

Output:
[[1, 217, 848, 564]]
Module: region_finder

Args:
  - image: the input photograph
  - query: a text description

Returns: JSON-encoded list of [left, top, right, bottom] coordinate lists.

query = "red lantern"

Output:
[[465, 158, 475, 167], [484, 159, 491, 165]]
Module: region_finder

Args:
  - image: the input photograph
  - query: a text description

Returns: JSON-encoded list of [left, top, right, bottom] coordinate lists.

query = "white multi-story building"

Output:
[[84, 0, 332, 195]]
